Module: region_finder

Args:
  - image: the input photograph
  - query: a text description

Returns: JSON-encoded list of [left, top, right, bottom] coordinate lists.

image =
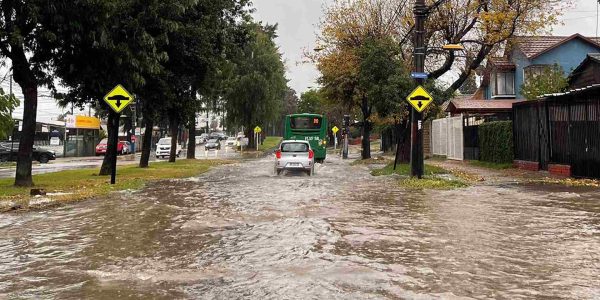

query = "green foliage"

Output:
[[520, 64, 569, 100], [223, 23, 287, 132], [398, 177, 468, 190], [298, 89, 324, 113], [0, 88, 19, 140], [478, 121, 514, 164]]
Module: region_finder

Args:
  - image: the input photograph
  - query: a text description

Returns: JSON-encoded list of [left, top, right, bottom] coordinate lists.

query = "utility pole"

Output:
[[9, 71, 15, 161], [410, 0, 427, 178]]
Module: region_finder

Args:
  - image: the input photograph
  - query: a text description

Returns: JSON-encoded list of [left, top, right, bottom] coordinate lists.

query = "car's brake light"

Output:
[[275, 150, 281, 159], [308, 150, 314, 159]]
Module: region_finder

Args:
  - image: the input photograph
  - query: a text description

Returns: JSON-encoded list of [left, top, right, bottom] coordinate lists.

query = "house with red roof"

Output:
[[445, 34, 600, 117], [481, 34, 600, 100]]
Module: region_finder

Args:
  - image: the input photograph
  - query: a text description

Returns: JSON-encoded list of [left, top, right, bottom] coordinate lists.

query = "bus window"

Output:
[[291, 117, 321, 129]]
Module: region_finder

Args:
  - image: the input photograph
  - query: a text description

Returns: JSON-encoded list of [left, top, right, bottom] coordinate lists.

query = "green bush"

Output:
[[478, 121, 513, 164]]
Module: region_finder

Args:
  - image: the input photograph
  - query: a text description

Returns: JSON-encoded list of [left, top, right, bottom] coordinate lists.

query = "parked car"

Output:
[[274, 140, 314, 176], [204, 139, 221, 150], [195, 136, 206, 145], [0, 142, 56, 163], [209, 132, 227, 141], [95, 139, 130, 156], [155, 137, 182, 159], [225, 136, 237, 147]]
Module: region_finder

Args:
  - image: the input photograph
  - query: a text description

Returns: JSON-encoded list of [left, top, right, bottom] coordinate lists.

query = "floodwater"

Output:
[[0, 155, 599, 299]]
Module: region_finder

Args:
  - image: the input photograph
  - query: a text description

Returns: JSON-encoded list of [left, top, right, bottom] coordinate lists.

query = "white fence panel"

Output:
[[431, 118, 447, 156], [431, 115, 463, 160]]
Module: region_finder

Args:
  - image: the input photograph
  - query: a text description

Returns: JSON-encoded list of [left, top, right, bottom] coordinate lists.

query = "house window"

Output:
[[492, 72, 515, 96], [524, 65, 550, 83]]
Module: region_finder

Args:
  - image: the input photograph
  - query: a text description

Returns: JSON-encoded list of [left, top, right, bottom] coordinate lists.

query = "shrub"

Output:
[[478, 121, 513, 163]]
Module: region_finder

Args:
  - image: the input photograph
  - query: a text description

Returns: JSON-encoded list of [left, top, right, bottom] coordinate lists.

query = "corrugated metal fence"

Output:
[[513, 85, 600, 178]]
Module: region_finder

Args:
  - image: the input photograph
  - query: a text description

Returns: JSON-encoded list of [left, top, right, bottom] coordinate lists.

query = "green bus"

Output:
[[284, 113, 328, 162]]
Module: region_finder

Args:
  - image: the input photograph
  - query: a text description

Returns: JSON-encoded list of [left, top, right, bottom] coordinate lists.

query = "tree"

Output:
[[223, 23, 287, 149], [298, 89, 323, 113], [0, 88, 18, 140], [315, 0, 568, 95], [0, 1, 67, 186], [458, 72, 478, 95], [52, 0, 185, 173], [520, 64, 568, 101]]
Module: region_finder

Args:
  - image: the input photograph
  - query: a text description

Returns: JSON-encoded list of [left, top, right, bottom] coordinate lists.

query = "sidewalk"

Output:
[[426, 159, 600, 187]]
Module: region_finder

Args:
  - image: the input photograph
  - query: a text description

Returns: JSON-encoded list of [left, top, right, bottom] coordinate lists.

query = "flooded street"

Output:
[[1, 155, 599, 299]]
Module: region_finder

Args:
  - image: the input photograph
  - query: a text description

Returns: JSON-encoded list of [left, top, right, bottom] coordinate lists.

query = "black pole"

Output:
[[410, 0, 427, 178], [110, 112, 120, 184]]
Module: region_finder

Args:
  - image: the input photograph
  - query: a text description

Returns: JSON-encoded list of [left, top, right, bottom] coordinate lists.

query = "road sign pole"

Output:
[[411, 0, 427, 178], [110, 112, 120, 185]]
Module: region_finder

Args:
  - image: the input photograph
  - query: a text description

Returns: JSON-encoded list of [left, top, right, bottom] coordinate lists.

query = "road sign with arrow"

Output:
[[104, 84, 134, 113], [406, 85, 433, 113]]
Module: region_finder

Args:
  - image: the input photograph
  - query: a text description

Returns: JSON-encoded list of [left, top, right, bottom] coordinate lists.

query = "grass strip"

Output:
[[371, 162, 467, 190], [0, 159, 228, 204], [371, 162, 448, 176], [258, 136, 283, 152], [469, 160, 513, 170], [398, 177, 468, 189]]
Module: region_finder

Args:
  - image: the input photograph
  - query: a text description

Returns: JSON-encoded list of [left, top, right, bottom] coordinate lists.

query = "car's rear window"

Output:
[[281, 143, 309, 152]]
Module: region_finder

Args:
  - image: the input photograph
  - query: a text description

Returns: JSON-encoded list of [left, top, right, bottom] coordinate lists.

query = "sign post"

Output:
[[342, 115, 350, 159], [409, 0, 429, 179], [103, 84, 134, 184], [254, 126, 262, 151], [332, 126, 339, 150]]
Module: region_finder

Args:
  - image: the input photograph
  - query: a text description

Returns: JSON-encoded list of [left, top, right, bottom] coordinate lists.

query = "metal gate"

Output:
[[431, 115, 463, 160]]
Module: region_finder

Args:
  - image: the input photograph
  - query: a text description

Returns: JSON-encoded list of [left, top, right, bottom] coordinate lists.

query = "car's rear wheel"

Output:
[[38, 154, 50, 164]]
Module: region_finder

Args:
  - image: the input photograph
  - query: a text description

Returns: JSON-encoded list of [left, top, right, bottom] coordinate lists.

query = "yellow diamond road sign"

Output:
[[104, 84, 134, 113], [254, 126, 262, 134], [406, 85, 433, 113], [332, 126, 339, 134]]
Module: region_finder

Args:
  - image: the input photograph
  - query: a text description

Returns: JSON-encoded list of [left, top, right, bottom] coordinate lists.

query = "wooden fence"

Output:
[[513, 85, 600, 178]]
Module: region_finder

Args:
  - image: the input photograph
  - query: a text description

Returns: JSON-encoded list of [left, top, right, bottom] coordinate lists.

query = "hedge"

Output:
[[478, 121, 514, 163]]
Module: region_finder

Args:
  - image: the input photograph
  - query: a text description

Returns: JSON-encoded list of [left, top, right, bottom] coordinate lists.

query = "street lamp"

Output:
[[442, 44, 465, 51]]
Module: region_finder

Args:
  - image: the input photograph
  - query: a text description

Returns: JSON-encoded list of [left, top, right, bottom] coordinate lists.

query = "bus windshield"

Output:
[[290, 116, 322, 130]]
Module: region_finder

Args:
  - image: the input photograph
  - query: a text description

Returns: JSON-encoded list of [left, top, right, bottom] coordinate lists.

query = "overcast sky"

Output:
[[3, 0, 600, 121], [252, 0, 600, 96]]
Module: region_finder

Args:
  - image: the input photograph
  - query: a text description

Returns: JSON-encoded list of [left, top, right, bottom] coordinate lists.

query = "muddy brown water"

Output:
[[0, 155, 599, 299]]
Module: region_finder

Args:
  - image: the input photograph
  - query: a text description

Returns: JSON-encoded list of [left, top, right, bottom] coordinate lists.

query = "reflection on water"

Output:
[[0, 156, 599, 299]]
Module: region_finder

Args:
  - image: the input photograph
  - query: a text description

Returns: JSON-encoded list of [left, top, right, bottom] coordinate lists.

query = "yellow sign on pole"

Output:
[[406, 85, 433, 113], [332, 126, 339, 134], [103, 84, 134, 113], [254, 126, 262, 134]]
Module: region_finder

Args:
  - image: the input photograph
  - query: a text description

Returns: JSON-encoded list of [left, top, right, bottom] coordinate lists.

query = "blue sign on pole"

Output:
[[411, 72, 428, 79]]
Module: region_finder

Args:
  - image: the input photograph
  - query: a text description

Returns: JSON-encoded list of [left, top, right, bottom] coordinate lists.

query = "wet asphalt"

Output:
[[0, 154, 599, 299]]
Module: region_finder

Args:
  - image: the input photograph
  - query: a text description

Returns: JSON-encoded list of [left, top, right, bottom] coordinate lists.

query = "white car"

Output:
[[225, 136, 237, 147], [155, 137, 182, 158], [274, 140, 315, 176]]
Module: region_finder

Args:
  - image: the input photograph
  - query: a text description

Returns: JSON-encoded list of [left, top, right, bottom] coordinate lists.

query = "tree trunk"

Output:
[[245, 127, 255, 150], [169, 117, 178, 163], [100, 111, 119, 175], [187, 117, 196, 159], [139, 118, 153, 168], [361, 96, 371, 160], [361, 120, 371, 159], [14, 85, 37, 187]]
